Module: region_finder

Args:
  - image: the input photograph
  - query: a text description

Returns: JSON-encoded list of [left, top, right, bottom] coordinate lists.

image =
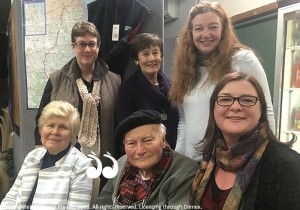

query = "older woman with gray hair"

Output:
[[0, 101, 93, 210]]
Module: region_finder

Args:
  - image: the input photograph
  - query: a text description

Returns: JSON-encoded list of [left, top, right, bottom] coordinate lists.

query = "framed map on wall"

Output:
[[21, 0, 87, 109]]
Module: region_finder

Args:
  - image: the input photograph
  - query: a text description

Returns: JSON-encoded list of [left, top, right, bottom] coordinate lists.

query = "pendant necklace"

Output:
[[161, 110, 167, 121]]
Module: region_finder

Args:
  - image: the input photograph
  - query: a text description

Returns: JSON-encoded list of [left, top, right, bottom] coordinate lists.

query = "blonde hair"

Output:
[[38, 101, 80, 144], [169, 1, 249, 104]]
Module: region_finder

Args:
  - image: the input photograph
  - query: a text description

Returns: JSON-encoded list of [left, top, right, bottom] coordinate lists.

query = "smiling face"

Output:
[[191, 11, 222, 55], [214, 80, 261, 146], [124, 124, 164, 171], [137, 45, 162, 78], [72, 35, 99, 70], [41, 116, 72, 155]]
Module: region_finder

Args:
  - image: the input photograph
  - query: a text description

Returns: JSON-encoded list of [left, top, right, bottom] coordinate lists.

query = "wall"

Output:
[[235, 15, 278, 97], [219, 0, 276, 16], [12, 0, 163, 175], [164, 0, 197, 76]]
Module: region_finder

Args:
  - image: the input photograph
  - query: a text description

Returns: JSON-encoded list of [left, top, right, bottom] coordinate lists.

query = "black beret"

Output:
[[115, 110, 162, 143]]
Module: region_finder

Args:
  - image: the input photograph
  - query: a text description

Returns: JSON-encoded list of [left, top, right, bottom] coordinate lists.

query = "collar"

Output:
[[61, 57, 109, 81], [196, 54, 212, 66], [42, 143, 71, 168]]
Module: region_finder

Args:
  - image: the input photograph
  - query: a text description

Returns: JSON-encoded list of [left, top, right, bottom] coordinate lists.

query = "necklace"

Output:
[[161, 112, 167, 121]]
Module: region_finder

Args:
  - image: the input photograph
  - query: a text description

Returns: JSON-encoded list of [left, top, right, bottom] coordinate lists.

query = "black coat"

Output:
[[88, 0, 151, 78], [240, 140, 300, 210], [115, 69, 179, 155]]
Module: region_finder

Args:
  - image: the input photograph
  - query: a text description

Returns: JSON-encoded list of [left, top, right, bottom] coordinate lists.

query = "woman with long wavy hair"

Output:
[[169, 1, 275, 162]]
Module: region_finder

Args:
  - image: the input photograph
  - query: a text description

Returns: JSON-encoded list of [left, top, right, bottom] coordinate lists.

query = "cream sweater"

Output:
[[175, 50, 276, 162]]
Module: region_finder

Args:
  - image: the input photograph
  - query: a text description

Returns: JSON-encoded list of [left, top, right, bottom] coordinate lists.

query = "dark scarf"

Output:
[[190, 123, 269, 209], [117, 144, 172, 205], [196, 54, 212, 67]]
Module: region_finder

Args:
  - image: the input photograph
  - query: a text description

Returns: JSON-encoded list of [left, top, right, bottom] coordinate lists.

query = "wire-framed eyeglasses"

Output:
[[215, 96, 260, 107], [72, 42, 99, 50]]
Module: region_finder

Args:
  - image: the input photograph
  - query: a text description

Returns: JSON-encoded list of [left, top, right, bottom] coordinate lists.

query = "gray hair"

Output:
[[38, 101, 80, 144], [160, 124, 167, 136]]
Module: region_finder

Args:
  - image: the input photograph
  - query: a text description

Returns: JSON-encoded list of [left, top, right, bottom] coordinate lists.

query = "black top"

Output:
[[211, 167, 231, 202], [88, 0, 151, 78], [240, 140, 300, 209], [115, 69, 179, 156]]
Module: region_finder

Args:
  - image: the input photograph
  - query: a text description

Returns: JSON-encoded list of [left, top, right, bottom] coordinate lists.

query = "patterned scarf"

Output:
[[197, 54, 212, 67], [76, 78, 101, 156], [190, 123, 269, 209], [117, 144, 172, 205]]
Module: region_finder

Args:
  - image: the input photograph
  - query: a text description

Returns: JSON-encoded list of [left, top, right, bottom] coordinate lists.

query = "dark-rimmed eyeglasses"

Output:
[[215, 96, 259, 107], [72, 42, 99, 50]]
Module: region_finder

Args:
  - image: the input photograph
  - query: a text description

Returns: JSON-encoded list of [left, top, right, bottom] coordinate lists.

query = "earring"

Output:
[[135, 61, 139, 65]]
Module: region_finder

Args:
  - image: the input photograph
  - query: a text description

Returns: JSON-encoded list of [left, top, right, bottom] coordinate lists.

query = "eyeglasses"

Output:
[[72, 42, 99, 50], [215, 96, 259, 107]]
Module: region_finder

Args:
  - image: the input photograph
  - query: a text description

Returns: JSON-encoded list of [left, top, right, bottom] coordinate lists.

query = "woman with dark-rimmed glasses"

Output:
[[190, 71, 300, 210], [34, 21, 121, 190]]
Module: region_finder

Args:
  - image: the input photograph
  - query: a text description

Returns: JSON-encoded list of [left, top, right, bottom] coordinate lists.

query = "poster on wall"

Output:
[[22, 0, 88, 109], [7, 8, 20, 136]]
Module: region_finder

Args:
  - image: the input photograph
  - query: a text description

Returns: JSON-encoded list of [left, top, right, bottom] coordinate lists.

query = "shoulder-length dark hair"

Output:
[[200, 71, 278, 156], [71, 21, 101, 43], [130, 33, 163, 61]]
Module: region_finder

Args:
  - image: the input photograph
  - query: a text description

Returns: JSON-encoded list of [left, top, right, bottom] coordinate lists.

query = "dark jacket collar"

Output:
[[132, 69, 171, 107], [61, 57, 109, 81]]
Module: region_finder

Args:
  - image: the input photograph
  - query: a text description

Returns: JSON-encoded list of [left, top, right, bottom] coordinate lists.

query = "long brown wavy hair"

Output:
[[169, 1, 249, 104]]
